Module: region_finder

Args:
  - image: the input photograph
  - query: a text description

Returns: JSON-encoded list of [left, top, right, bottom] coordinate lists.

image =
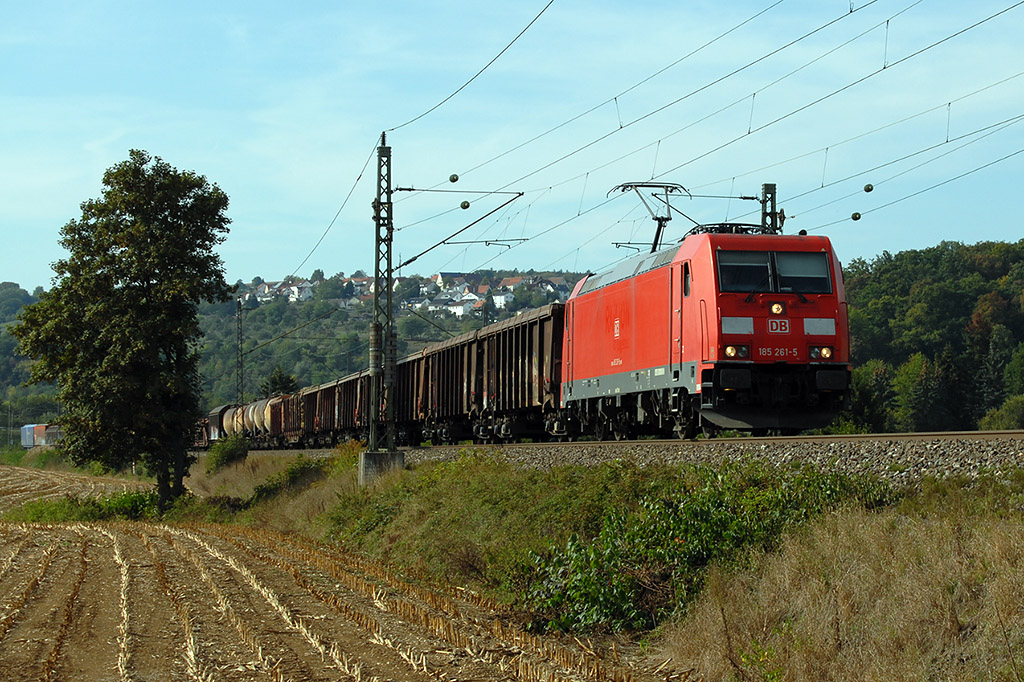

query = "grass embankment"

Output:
[[1, 443, 72, 469], [664, 473, 1024, 681], [5, 442, 1024, 681]]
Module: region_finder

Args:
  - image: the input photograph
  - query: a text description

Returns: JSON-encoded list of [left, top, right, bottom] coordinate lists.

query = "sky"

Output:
[[3, 0, 1023, 292]]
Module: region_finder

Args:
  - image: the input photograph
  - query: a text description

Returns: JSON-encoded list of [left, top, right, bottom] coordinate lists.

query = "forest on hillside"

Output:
[[843, 240, 1024, 432], [4, 239, 1024, 437]]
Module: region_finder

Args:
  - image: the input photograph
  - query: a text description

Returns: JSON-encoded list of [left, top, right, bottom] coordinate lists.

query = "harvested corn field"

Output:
[[0, 522, 660, 682], [0, 466, 668, 682], [0, 464, 151, 514]]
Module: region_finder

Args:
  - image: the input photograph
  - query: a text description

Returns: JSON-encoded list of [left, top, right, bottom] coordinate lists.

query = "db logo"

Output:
[[768, 318, 790, 334], [613, 318, 621, 338]]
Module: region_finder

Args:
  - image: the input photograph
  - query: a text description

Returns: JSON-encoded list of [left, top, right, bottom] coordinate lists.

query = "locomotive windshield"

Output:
[[717, 250, 832, 294], [776, 251, 831, 293]]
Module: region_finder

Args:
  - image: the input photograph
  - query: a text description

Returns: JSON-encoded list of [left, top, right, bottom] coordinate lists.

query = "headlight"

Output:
[[810, 346, 834, 359], [821, 346, 833, 359], [770, 302, 785, 315], [725, 345, 750, 359]]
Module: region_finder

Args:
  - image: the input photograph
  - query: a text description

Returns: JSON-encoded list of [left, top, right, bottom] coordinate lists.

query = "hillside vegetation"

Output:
[[197, 268, 578, 406], [843, 240, 1024, 432], [5, 238, 1024, 438]]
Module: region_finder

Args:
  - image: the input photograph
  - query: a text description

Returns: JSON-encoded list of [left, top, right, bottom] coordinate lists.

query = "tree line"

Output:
[[843, 240, 1024, 432], [7, 239, 1024, 438]]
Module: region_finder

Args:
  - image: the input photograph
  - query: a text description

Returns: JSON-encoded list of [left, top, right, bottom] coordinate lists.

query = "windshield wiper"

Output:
[[744, 273, 772, 303]]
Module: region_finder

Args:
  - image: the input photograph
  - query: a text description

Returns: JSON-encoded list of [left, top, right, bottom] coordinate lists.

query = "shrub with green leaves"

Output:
[[524, 462, 893, 632], [205, 433, 249, 475], [0, 445, 25, 466], [2, 489, 160, 522], [249, 455, 331, 503]]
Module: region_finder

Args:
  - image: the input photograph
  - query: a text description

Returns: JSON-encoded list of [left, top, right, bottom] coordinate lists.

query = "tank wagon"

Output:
[[205, 185, 850, 446]]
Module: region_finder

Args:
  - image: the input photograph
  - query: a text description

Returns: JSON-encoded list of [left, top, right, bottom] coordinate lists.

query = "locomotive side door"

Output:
[[670, 263, 683, 378], [563, 302, 573, 395]]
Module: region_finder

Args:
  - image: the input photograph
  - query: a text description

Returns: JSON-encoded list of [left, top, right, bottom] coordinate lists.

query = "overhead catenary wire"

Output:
[[478, 0, 930, 201], [386, 0, 556, 133], [655, 1, 1024, 180], [718, 109, 1024, 224], [461, 2, 1023, 271], [286, 2, 553, 282], [242, 308, 342, 357], [476, 0, 885, 194], [320, 0, 937, 280], [806, 146, 1024, 233], [782, 114, 1024, 217], [269, 0, 1017, 307], [445, 0, 790, 184], [286, 138, 380, 281], [397, 0, 902, 268], [690, 70, 1024, 193]]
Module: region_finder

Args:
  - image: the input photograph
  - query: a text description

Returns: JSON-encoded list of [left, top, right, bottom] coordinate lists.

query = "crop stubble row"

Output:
[[0, 520, 659, 682]]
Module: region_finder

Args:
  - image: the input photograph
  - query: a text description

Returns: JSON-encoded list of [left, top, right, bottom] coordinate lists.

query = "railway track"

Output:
[[393, 430, 1024, 484], [231, 429, 1024, 488]]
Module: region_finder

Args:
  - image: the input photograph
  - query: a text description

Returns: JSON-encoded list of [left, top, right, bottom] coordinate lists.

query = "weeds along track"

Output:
[[0, 464, 150, 513], [0, 520, 659, 682]]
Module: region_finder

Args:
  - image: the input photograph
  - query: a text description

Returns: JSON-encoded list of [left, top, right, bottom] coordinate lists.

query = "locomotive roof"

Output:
[[575, 230, 833, 297]]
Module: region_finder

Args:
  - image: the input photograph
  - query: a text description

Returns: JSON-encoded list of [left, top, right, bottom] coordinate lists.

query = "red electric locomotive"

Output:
[[559, 183, 850, 438]]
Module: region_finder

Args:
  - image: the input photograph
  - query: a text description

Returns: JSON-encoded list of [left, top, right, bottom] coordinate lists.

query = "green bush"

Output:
[[22, 446, 69, 469], [0, 445, 25, 466], [1, 489, 160, 522], [325, 453, 676, 595], [979, 394, 1024, 430], [205, 434, 249, 475], [249, 455, 331, 503], [524, 462, 894, 632]]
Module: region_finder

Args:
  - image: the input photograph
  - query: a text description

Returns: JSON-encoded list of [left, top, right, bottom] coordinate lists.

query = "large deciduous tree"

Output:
[[12, 150, 232, 507]]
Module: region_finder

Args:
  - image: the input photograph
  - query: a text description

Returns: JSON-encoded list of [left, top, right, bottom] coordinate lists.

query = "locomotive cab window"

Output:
[[776, 251, 831, 294], [717, 250, 832, 295], [717, 251, 770, 293]]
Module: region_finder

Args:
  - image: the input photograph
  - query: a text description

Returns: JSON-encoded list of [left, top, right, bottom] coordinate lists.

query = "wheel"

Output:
[[613, 422, 636, 441]]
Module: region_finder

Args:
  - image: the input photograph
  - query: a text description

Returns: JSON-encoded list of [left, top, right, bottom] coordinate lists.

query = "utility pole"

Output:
[[761, 183, 781, 233], [365, 131, 401, 481], [236, 298, 244, 404], [362, 133, 403, 484]]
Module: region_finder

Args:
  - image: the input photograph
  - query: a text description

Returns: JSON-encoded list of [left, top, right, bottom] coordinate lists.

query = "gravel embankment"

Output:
[[404, 435, 1024, 486]]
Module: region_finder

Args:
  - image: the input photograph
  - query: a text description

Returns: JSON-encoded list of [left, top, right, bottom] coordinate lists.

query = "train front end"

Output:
[[697, 232, 851, 431]]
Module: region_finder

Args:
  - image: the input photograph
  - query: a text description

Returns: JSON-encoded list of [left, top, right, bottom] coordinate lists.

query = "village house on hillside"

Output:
[[240, 270, 580, 320], [247, 280, 318, 304], [491, 290, 515, 309]]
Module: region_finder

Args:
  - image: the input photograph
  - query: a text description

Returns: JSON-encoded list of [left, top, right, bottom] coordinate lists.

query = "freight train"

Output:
[[203, 190, 851, 447], [20, 423, 62, 448]]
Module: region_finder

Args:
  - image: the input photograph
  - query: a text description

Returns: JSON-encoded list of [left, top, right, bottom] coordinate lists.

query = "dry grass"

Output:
[[246, 469, 358, 535], [185, 445, 366, 537], [186, 453, 306, 499], [658, 508, 1024, 681]]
